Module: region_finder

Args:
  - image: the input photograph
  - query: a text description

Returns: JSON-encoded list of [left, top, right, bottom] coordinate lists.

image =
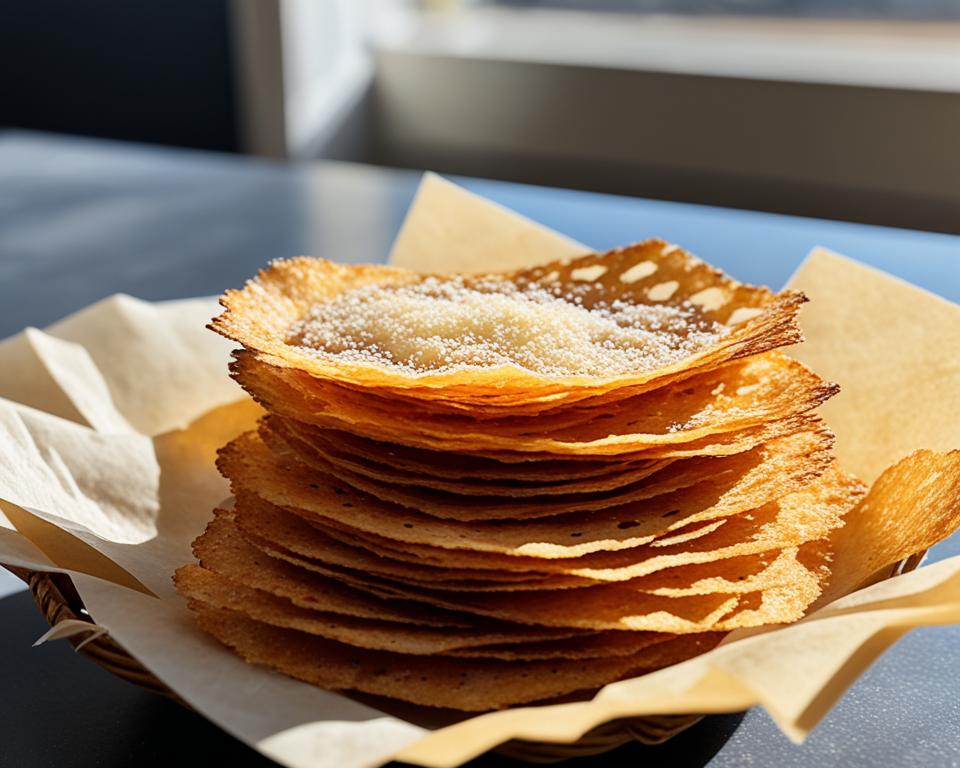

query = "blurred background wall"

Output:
[[0, 1, 243, 152], [2, 0, 959, 233]]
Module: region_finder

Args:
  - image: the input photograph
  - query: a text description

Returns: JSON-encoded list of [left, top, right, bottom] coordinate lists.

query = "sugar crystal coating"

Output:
[[287, 276, 728, 377]]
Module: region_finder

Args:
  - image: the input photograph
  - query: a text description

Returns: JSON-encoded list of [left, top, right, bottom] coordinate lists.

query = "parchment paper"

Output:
[[788, 248, 960, 483], [1, 174, 958, 768], [388, 172, 586, 273], [0, 297, 425, 768]]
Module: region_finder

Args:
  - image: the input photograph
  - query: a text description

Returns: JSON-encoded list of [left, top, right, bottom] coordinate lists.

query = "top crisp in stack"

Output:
[[174, 240, 879, 711]]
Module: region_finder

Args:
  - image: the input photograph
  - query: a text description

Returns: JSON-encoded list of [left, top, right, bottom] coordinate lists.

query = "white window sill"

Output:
[[372, 6, 960, 93]]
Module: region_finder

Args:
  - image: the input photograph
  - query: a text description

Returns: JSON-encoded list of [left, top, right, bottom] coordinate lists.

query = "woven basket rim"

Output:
[[2, 565, 700, 759], [3, 549, 929, 762]]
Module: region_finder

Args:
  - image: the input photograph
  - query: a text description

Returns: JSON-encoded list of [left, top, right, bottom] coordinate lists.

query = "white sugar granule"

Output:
[[287, 276, 728, 377]]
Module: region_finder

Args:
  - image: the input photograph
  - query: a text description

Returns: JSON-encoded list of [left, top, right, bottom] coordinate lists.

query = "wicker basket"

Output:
[[5, 552, 928, 764]]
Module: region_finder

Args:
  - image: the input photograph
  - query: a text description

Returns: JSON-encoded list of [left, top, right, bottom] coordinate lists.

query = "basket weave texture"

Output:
[[4, 552, 927, 763], [4, 565, 698, 760]]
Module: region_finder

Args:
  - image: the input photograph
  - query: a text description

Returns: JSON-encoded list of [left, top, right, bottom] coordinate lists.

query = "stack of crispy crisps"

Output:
[[173, 240, 937, 712]]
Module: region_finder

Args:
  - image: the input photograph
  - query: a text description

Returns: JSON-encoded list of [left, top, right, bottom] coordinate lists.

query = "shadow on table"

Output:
[[0, 591, 277, 768], [390, 711, 746, 768]]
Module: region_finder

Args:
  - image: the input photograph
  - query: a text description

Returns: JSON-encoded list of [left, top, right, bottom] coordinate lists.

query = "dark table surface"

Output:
[[1, 130, 959, 768]]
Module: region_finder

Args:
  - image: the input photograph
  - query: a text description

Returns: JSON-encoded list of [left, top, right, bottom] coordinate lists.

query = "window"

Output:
[[487, 0, 960, 20]]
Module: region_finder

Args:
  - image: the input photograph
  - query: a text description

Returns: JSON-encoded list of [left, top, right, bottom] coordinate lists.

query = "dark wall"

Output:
[[0, 1, 240, 152]]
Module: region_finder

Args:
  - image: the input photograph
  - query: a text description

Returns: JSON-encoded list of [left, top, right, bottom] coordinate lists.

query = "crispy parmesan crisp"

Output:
[[176, 240, 960, 714]]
